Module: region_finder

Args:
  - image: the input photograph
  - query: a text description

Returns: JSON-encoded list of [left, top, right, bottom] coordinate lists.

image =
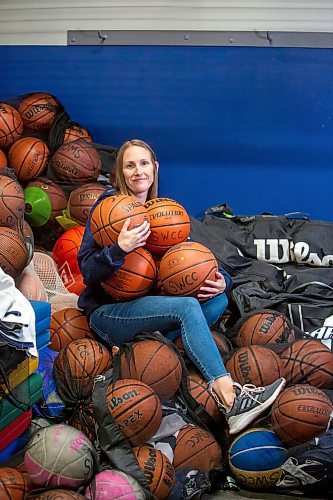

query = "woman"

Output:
[[78, 139, 285, 435]]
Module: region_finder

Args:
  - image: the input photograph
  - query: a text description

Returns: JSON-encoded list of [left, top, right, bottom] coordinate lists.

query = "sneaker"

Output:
[[210, 378, 286, 435]]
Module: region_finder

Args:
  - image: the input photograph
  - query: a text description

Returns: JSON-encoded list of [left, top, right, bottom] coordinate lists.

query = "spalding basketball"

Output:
[[68, 182, 105, 224], [85, 469, 145, 500], [173, 424, 223, 473], [120, 339, 182, 400], [0, 467, 31, 499], [280, 339, 333, 389], [50, 140, 101, 183], [8, 137, 50, 183], [0, 149, 7, 169], [18, 92, 59, 131], [228, 428, 288, 490], [64, 124, 93, 144], [158, 241, 218, 297], [234, 312, 295, 347], [90, 194, 148, 247], [28, 177, 67, 220], [144, 197, 191, 255], [0, 102, 23, 148], [107, 379, 162, 446], [0, 174, 25, 227], [102, 247, 157, 300], [0, 226, 28, 278], [271, 384, 333, 446], [133, 446, 175, 499], [49, 307, 94, 351], [24, 424, 94, 488]]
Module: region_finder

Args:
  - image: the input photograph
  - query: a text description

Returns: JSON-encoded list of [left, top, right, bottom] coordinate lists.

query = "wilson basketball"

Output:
[[144, 197, 191, 255], [280, 339, 333, 388], [0, 467, 31, 499], [234, 312, 295, 347], [50, 140, 101, 183], [28, 177, 68, 220], [0, 149, 7, 168], [24, 424, 94, 488], [0, 175, 25, 227], [90, 194, 149, 247], [63, 124, 93, 144], [133, 445, 175, 499], [158, 241, 218, 297], [0, 226, 28, 278], [85, 469, 145, 500], [188, 371, 221, 422], [49, 307, 94, 352], [120, 339, 182, 400], [8, 137, 50, 183], [0, 102, 23, 148], [30, 490, 86, 499], [102, 247, 157, 300], [54, 338, 112, 403], [226, 345, 283, 386], [107, 379, 162, 446], [68, 182, 105, 224], [173, 424, 223, 472], [18, 92, 59, 131], [271, 384, 333, 446]]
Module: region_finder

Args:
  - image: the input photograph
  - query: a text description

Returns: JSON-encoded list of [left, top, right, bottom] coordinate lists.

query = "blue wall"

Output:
[[1, 46, 332, 220]]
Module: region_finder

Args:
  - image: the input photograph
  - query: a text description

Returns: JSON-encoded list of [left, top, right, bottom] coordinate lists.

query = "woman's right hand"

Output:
[[117, 219, 151, 253]]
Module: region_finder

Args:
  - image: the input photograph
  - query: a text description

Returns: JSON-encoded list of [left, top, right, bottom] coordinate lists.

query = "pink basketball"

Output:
[[85, 469, 145, 499]]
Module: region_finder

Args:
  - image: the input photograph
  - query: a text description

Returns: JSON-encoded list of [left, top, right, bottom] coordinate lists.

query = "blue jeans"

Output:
[[89, 293, 229, 384]]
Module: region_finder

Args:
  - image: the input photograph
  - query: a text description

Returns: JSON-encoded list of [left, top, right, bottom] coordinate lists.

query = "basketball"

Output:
[[102, 247, 157, 300], [54, 338, 112, 403], [133, 445, 175, 499], [28, 177, 68, 220], [28, 490, 86, 499], [68, 182, 105, 224], [0, 174, 25, 227], [85, 469, 145, 500], [173, 424, 223, 473], [0, 149, 7, 168], [211, 330, 233, 360], [225, 345, 283, 386], [120, 339, 182, 400], [158, 241, 218, 297], [271, 384, 333, 446], [52, 226, 85, 265], [90, 194, 149, 247], [18, 92, 59, 131], [8, 137, 50, 183], [234, 312, 295, 347], [280, 339, 333, 389], [24, 424, 95, 488], [106, 379, 162, 446], [144, 197, 191, 255], [228, 428, 288, 490], [0, 102, 23, 148], [24, 186, 52, 227], [0, 467, 31, 499], [50, 140, 101, 183], [0, 226, 28, 278], [188, 371, 221, 422], [49, 307, 94, 351], [64, 124, 93, 144]]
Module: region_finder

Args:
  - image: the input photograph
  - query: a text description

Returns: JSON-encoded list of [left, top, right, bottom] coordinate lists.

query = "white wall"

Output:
[[1, 0, 332, 45]]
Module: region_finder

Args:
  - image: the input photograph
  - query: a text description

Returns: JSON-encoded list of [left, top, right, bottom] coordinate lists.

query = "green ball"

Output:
[[24, 186, 52, 227]]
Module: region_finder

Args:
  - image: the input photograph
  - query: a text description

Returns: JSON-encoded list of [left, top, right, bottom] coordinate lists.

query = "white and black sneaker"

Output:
[[211, 378, 286, 435]]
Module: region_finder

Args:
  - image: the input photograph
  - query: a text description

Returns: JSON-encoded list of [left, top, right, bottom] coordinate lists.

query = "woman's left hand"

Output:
[[197, 271, 226, 302]]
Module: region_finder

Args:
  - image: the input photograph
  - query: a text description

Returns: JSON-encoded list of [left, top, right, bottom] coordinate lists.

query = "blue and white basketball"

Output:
[[228, 427, 288, 490]]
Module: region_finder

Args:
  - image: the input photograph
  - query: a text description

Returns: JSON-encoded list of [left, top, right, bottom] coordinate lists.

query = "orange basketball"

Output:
[[28, 177, 68, 220], [63, 124, 93, 144], [0, 467, 31, 499], [18, 92, 59, 131], [102, 247, 156, 300], [144, 197, 191, 255], [107, 379, 162, 446], [188, 371, 221, 422], [158, 241, 218, 297], [133, 446, 175, 499], [234, 312, 295, 347], [0, 175, 25, 227], [0, 149, 7, 168], [90, 194, 149, 247], [52, 226, 85, 266], [0, 102, 24, 148], [0, 226, 28, 278], [8, 137, 50, 183], [50, 140, 101, 183], [68, 182, 105, 224], [49, 307, 94, 351]]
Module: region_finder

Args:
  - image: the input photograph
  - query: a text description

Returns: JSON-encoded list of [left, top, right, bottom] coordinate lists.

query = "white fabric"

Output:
[[0, 267, 37, 357]]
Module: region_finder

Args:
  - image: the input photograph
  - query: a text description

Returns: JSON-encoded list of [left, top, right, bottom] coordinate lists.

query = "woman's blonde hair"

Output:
[[114, 139, 158, 200]]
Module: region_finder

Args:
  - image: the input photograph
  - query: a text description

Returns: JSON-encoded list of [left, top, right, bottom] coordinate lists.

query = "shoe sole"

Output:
[[228, 378, 286, 435]]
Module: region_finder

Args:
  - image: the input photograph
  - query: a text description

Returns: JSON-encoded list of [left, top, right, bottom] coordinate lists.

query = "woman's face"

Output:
[[122, 145, 157, 199]]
